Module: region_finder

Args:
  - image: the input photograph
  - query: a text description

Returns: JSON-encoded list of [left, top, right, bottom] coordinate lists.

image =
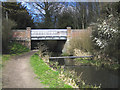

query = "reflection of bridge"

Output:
[[31, 29, 67, 40]]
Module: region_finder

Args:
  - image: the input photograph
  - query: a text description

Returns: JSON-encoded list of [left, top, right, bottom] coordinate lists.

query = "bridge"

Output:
[[12, 27, 90, 54], [12, 27, 72, 50], [31, 29, 67, 40]]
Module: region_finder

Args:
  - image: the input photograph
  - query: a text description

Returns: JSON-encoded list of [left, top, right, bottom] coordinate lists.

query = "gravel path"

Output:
[[2, 51, 47, 88]]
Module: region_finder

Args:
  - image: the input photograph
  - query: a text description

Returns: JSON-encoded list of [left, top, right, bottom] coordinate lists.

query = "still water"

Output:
[[61, 59, 120, 88]]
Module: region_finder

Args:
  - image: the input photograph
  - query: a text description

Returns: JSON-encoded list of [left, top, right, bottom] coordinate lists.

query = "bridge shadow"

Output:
[[31, 40, 66, 56]]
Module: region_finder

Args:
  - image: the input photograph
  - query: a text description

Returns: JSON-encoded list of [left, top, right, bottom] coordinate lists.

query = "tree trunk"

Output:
[[82, 8, 85, 29]]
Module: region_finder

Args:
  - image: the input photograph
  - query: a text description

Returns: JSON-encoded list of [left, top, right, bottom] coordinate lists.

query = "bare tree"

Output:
[[27, 2, 65, 28]]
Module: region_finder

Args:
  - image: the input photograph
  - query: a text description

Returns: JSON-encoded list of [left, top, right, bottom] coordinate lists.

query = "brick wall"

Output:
[[12, 27, 31, 40], [12, 27, 31, 49], [12, 30, 26, 40], [67, 27, 92, 38]]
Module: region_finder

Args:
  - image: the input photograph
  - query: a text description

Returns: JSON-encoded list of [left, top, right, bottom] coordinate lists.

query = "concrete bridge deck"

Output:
[[31, 29, 67, 40]]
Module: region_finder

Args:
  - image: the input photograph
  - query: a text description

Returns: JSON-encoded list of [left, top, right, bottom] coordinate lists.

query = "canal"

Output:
[[36, 42, 120, 88], [54, 58, 120, 88]]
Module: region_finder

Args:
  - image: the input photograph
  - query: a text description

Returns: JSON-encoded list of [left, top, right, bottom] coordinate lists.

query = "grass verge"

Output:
[[2, 55, 11, 62], [30, 54, 73, 88], [0, 54, 11, 68]]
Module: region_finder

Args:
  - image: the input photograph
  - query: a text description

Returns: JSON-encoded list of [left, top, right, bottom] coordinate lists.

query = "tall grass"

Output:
[[67, 30, 93, 55]]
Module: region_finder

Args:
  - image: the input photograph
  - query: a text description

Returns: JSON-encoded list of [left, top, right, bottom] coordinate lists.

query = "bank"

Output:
[[30, 54, 73, 88], [30, 53, 103, 88]]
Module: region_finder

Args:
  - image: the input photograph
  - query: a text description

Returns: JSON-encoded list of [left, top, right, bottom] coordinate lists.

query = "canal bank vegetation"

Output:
[[74, 58, 120, 70], [31, 43, 101, 88], [30, 54, 73, 88], [63, 28, 120, 70], [30, 53, 101, 88], [63, 3, 120, 71], [31, 43, 77, 88], [65, 30, 93, 56], [64, 28, 120, 70], [49, 61, 101, 88]]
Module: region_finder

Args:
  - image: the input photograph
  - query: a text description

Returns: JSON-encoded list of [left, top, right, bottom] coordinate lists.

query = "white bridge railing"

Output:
[[31, 29, 67, 40]]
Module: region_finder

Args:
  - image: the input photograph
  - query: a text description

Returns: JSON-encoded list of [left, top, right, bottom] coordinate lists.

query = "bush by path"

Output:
[[9, 42, 30, 55]]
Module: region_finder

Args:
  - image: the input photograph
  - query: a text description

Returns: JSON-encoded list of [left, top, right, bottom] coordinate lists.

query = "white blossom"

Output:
[[103, 20, 107, 25], [92, 15, 119, 50], [108, 14, 113, 18]]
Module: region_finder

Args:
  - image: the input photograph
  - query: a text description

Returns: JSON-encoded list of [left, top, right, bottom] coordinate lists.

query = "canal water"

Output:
[[58, 59, 120, 88], [37, 42, 120, 88]]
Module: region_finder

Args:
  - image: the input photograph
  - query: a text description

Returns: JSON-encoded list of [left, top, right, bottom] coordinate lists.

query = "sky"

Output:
[[20, 2, 75, 22]]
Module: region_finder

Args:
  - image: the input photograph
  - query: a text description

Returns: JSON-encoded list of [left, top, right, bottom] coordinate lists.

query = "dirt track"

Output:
[[2, 51, 47, 88]]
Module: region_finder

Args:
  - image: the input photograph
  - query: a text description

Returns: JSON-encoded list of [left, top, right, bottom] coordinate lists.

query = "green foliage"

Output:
[[30, 54, 72, 88], [0, 55, 11, 68], [2, 55, 11, 62], [2, 18, 16, 54], [61, 52, 70, 56], [91, 2, 120, 64], [9, 42, 30, 54]]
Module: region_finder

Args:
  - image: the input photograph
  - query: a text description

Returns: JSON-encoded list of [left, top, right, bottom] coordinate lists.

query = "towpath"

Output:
[[2, 51, 47, 88]]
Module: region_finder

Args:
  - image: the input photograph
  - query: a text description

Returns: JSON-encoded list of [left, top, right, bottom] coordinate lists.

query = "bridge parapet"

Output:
[[12, 27, 31, 49], [31, 29, 67, 40], [12, 27, 31, 41]]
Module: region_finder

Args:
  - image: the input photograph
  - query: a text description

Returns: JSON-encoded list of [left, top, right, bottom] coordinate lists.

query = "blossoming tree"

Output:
[[92, 14, 120, 62]]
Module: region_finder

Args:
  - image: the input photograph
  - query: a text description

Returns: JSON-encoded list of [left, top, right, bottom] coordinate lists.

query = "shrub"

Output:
[[67, 30, 93, 55], [91, 14, 120, 62], [36, 42, 52, 57], [9, 42, 30, 54], [2, 18, 16, 54]]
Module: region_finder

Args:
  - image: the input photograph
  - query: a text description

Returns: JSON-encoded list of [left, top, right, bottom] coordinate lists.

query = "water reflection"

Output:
[[63, 59, 120, 88]]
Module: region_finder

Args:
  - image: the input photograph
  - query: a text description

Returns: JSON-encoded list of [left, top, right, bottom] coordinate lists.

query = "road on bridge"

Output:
[[2, 51, 47, 88]]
